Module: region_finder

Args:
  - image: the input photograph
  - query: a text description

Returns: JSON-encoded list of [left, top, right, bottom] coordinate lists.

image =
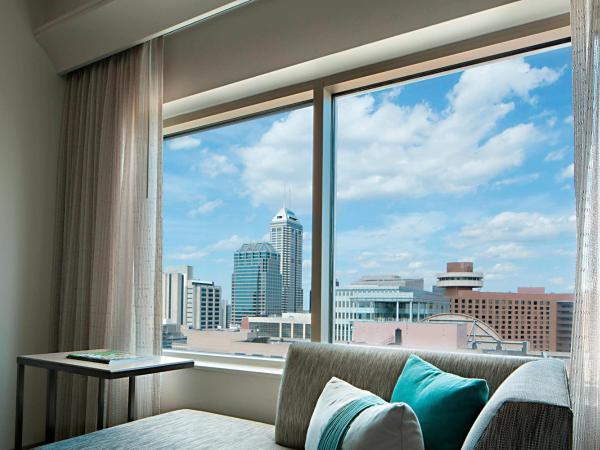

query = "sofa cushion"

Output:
[[305, 377, 424, 450], [461, 358, 572, 450], [391, 355, 489, 450], [275, 343, 534, 449], [38, 409, 290, 449]]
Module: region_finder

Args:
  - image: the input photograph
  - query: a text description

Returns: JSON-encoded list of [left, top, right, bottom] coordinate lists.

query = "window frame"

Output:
[[162, 24, 571, 350]]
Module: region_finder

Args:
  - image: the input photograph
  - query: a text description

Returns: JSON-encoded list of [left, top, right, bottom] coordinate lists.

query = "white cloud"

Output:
[[169, 234, 259, 260], [544, 148, 566, 162], [556, 163, 574, 181], [480, 243, 535, 259], [564, 115, 574, 125], [553, 248, 576, 257], [458, 211, 575, 244], [207, 234, 256, 252], [169, 135, 201, 151], [408, 261, 425, 270], [485, 262, 520, 280], [338, 212, 445, 252], [198, 153, 238, 178], [494, 173, 539, 187], [188, 199, 223, 216], [238, 107, 313, 211], [169, 247, 207, 260], [336, 213, 443, 275], [236, 58, 561, 209]]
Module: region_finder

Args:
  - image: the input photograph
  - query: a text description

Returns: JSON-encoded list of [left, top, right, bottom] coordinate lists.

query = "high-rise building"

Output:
[[162, 266, 193, 325], [187, 280, 222, 330], [270, 207, 303, 313], [231, 242, 282, 325], [220, 300, 231, 329], [436, 262, 574, 353]]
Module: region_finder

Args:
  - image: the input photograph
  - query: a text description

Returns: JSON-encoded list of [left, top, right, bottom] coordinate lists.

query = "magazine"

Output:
[[66, 350, 145, 364]]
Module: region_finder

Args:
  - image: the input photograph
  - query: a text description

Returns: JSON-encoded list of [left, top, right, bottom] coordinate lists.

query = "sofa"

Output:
[[40, 342, 572, 449]]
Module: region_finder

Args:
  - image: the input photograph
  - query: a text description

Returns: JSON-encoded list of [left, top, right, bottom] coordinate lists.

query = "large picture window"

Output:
[[333, 45, 575, 357], [162, 105, 313, 358]]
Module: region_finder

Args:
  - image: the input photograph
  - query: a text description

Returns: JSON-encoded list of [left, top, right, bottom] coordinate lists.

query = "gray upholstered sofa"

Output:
[[40, 343, 572, 449]]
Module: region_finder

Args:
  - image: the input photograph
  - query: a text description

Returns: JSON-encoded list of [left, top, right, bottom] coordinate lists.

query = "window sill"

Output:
[[162, 349, 284, 378]]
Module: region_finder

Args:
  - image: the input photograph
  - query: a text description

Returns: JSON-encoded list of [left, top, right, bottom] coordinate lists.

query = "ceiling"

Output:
[[27, 0, 570, 117]]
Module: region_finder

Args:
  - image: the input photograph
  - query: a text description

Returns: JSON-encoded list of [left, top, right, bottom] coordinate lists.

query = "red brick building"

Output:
[[438, 263, 574, 352]]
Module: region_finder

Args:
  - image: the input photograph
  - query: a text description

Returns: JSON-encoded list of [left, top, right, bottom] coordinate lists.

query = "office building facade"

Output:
[[187, 280, 222, 330], [352, 275, 425, 290], [231, 242, 282, 324], [334, 285, 450, 342], [270, 207, 303, 313], [436, 262, 574, 352], [241, 312, 312, 341]]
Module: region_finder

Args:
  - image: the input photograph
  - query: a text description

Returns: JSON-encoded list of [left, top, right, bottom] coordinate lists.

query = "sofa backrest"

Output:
[[274, 342, 535, 449]]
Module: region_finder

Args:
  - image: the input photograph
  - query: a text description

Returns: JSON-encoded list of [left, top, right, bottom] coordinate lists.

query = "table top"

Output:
[[17, 350, 194, 379]]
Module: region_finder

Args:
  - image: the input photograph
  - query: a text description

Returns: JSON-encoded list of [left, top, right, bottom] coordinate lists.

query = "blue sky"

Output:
[[164, 45, 574, 307]]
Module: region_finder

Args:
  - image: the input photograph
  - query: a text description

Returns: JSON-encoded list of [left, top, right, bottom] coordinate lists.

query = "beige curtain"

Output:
[[50, 38, 163, 439], [570, 0, 600, 448]]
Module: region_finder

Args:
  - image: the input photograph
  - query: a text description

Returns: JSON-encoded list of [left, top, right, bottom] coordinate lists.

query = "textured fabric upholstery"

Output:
[[38, 409, 290, 449], [275, 343, 535, 449], [462, 358, 572, 450]]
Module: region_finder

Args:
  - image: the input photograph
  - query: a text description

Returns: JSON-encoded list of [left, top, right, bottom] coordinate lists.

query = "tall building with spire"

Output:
[[270, 206, 304, 312]]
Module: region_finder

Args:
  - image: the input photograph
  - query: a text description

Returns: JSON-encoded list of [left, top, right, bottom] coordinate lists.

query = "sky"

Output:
[[163, 45, 575, 307]]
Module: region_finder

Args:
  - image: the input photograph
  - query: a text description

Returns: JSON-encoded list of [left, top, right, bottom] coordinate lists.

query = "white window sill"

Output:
[[162, 349, 284, 378]]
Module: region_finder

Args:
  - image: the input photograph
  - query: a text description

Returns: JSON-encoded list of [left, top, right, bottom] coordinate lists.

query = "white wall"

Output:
[[161, 368, 281, 425], [0, 1, 65, 447]]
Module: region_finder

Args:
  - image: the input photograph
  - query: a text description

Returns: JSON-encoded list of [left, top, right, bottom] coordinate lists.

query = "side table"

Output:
[[15, 350, 194, 449]]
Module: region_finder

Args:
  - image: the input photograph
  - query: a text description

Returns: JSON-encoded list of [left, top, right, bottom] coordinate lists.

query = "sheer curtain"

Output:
[[571, 0, 600, 448], [50, 38, 163, 439]]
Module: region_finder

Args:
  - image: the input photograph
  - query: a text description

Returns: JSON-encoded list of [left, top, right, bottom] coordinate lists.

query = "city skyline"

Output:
[[163, 45, 574, 311]]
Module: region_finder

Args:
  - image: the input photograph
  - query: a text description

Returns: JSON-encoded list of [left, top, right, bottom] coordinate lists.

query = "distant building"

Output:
[[187, 280, 222, 330], [162, 266, 193, 325], [231, 242, 282, 324], [220, 300, 231, 329], [241, 313, 311, 341], [436, 262, 574, 352], [334, 285, 450, 342], [351, 314, 529, 355], [270, 207, 303, 313], [161, 323, 187, 349], [353, 275, 424, 290], [435, 262, 484, 296]]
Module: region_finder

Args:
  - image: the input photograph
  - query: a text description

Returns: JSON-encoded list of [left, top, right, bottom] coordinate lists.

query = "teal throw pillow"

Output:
[[391, 354, 489, 450]]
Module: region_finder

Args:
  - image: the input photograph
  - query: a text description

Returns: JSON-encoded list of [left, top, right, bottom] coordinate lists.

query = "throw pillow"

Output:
[[391, 354, 489, 450], [306, 377, 424, 450]]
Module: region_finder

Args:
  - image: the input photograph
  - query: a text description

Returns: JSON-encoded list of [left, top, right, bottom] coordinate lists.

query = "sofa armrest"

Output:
[[462, 358, 572, 450]]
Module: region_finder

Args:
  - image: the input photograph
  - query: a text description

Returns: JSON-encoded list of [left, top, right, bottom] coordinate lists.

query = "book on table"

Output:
[[66, 350, 146, 364]]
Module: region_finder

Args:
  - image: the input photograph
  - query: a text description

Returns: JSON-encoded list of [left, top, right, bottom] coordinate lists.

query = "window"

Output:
[[162, 105, 312, 358], [333, 45, 574, 357]]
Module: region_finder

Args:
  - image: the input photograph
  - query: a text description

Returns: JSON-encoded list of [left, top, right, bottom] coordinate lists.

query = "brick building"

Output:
[[437, 263, 574, 353]]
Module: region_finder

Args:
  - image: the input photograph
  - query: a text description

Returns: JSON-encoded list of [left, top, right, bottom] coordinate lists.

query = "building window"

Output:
[[332, 45, 574, 356], [162, 105, 313, 357]]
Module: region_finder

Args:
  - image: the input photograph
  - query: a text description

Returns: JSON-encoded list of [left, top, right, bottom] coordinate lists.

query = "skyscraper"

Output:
[[231, 242, 282, 325], [270, 207, 303, 313], [162, 266, 193, 325]]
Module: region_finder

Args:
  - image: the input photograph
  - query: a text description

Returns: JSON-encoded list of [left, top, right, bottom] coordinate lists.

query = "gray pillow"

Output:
[[305, 377, 424, 450]]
